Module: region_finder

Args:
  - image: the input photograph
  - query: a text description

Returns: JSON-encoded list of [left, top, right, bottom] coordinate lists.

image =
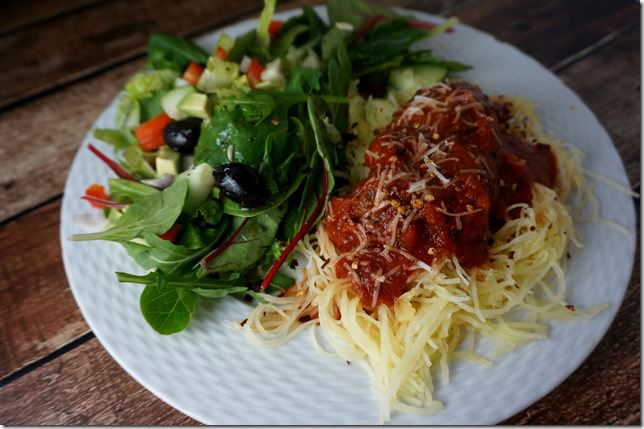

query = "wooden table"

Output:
[[0, 0, 639, 424]]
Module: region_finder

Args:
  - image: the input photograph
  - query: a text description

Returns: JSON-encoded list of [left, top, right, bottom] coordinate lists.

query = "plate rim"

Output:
[[59, 5, 637, 425]]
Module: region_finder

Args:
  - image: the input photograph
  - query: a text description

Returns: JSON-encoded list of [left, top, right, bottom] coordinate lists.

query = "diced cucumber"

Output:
[[179, 163, 215, 215], [197, 57, 240, 93], [161, 85, 196, 120], [388, 65, 447, 102], [178, 93, 212, 120]]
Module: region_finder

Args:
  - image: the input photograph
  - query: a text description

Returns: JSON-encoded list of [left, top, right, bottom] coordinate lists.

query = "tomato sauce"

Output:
[[323, 81, 557, 308]]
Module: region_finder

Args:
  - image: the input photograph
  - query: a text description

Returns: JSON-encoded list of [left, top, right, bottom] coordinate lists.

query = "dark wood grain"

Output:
[[559, 23, 641, 188], [0, 200, 90, 379], [0, 0, 639, 425], [0, 0, 104, 35], [0, 59, 145, 224], [455, 0, 638, 70], [0, 0, 264, 110], [0, 339, 198, 425]]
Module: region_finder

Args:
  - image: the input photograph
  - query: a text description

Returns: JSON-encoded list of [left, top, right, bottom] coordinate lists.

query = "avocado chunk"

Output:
[[156, 146, 181, 176], [178, 93, 212, 120]]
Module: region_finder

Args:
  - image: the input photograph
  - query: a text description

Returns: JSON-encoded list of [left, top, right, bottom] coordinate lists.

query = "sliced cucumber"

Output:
[[161, 86, 196, 120], [179, 163, 215, 215]]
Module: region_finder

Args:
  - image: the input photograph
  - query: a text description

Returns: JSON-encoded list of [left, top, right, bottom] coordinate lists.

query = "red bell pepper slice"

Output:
[[134, 112, 173, 152], [182, 62, 204, 86]]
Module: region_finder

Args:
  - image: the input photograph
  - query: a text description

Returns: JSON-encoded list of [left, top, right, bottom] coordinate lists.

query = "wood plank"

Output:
[[456, 0, 638, 70], [559, 23, 641, 187], [0, 339, 198, 425], [0, 0, 103, 35], [0, 200, 90, 379], [0, 0, 264, 109], [0, 59, 145, 223]]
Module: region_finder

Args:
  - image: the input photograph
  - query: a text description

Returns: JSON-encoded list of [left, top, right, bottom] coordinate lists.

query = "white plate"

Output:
[[60, 6, 636, 425]]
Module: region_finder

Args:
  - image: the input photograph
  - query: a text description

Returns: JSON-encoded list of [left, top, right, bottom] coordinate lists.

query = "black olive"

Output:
[[213, 163, 270, 208], [163, 117, 202, 153]]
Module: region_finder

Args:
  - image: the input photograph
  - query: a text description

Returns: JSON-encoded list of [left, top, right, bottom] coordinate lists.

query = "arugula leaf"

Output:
[[93, 128, 137, 150], [198, 207, 285, 274], [70, 178, 188, 242], [286, 68, 322, 93], [108, 178, 159, 203], [301, 6, 328, 46], [148, 33, 209, 72], [321, 27, 351, 62], [271, 24, 308, 58], [405, 51, 472, 71], [227, 30, 256, 63]]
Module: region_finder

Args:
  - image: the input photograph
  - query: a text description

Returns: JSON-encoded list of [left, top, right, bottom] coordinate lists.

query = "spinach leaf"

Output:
[[140, 278, 198, 335], [194, 105, 271, 167], [122, 227, 222, 275], [198, 207, 285, 274], [108, 178, 159, 203], [196, 198, 224, 226], [118, 268, 252, 333], [148, 33, 209, 72], [118, 270, 246, 290], [192, 286, 248, 298], [70, 178, 188, 242], [93, 128, 137, 150], [121, 144, 157, 179], [221, 165, 307, 217]]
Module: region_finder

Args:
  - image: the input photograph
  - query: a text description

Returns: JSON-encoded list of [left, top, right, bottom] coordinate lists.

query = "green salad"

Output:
[[71, 0, 468, 334]]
